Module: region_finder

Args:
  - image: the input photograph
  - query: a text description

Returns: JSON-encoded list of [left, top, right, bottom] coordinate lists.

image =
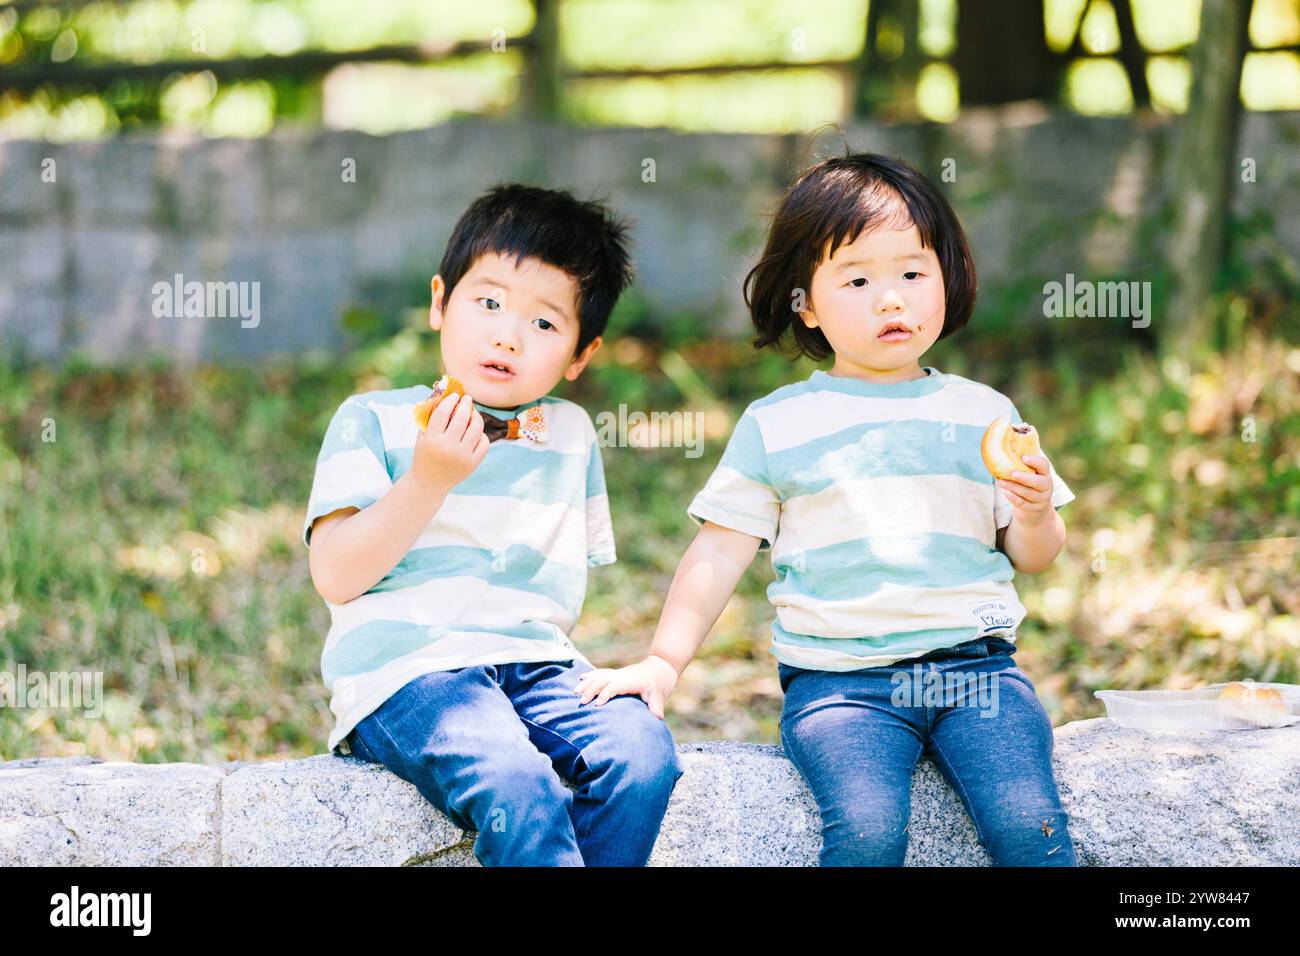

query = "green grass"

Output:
[[1, 291, 1298, 762]]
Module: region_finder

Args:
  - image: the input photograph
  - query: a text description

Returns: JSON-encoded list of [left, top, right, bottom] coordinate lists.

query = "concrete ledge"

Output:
[[2, 718, 1297, 866]]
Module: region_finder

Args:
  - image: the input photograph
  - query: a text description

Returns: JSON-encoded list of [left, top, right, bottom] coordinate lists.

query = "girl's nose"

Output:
[[875, 288, 906, 313]]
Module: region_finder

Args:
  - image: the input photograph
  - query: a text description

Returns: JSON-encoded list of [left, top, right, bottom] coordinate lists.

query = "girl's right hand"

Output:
[[575, 655, 680, 719], [411, 392, 490, 491]]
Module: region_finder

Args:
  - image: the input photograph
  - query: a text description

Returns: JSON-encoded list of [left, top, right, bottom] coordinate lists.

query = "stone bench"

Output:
[[2, 718, 1296, 866]]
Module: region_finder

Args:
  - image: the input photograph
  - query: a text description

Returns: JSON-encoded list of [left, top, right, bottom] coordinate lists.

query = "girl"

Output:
[[575, 152, 1079, 866]]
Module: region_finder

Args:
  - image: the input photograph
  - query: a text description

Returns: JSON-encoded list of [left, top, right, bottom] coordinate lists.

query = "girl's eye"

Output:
[[848, 277, 868, 288], [534, 317, 555, 331], [479, 297, 501, 311], [904, 271, 922, 280]]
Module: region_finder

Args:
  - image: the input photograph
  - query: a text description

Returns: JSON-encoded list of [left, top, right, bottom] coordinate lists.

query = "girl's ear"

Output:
[[799, 301, 819, 330], [429, 275, 446, 331], [795, 284, 818, 329]]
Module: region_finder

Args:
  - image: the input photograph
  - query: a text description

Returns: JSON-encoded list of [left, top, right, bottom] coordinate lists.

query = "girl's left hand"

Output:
[[997, 453, 1054, 527], [574, 656, 679, 720]]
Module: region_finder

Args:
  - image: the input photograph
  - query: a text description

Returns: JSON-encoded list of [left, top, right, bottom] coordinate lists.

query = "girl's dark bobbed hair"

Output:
[[743, 150, 977, 361]]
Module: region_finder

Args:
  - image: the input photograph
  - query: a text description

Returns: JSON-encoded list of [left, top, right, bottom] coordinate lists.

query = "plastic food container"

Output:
[[1095, 682, 1300, 732]]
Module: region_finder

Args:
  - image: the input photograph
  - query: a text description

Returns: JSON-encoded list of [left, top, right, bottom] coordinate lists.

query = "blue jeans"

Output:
[[346, 658, 683, 866], [778, 636, 1077, 866]]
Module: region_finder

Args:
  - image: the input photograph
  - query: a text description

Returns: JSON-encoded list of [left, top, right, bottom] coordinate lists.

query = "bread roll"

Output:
[[981, 417, 1042, 481], [412, 375, 466, 431], [1217, 681, 1287, 722]]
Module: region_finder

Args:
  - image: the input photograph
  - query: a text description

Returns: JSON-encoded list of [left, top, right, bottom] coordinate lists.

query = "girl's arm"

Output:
[[1000, 510, 1066, 573], [995, 452, 1067, 573], [575, 520, 762, 717]]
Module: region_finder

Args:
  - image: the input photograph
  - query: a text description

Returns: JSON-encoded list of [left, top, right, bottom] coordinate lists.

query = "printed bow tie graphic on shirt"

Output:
[[413, 374, 548, 443], [481, 403, 548, 443]]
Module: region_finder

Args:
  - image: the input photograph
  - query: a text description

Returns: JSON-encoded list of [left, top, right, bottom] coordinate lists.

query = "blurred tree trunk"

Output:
[[1113, 0, 1150, 108], [524, 0, 561, 117], [953, 0, 1053, 104], [1162, 0, 1253, 360], [854, 0, 922, 120]]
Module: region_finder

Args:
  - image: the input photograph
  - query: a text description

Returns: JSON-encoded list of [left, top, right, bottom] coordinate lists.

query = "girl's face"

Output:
[[800, 222, 946, 384]]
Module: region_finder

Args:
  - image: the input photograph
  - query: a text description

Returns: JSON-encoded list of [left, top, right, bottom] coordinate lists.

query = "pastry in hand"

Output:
[[413, 375, 466, 431], [1217, 681, 1287, 722], [981, 417, 1042, 480]]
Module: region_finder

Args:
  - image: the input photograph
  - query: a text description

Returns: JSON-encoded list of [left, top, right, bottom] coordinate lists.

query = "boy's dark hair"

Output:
[[437, 183, 634, 355], [744, 152, 976, 361]]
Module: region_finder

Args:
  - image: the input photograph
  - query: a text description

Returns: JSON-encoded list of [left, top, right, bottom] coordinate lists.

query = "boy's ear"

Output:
[[429, 275, 446, 331], [564, 336, 602, 381]]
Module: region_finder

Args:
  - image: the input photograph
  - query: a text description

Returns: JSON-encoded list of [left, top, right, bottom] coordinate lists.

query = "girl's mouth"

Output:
[[878, 328, 912, 343], [479, 362, 515, 380]]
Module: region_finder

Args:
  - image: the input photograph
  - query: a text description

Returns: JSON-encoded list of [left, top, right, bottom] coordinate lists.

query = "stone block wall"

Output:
[[3, 718, 1297, 866], [2, 109, 1297, 365]]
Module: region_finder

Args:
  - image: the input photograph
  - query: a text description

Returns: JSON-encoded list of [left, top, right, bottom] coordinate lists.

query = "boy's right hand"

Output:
[[574, 655, 679, 719], [411, 392, 490, 491]]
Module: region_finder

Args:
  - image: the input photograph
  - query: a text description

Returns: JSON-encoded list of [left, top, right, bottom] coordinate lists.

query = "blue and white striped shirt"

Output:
[[302, 386, 616, 753], [687, 367, 1074, 671]]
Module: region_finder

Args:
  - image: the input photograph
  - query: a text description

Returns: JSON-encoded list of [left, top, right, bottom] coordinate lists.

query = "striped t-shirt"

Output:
[[302, 386, 616, 754], [687, 367, 1074, 671]]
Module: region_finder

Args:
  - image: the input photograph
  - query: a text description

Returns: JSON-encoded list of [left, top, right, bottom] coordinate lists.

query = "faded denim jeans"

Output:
[[347, 658, 683, 866], [778, 636, 1077, 866]]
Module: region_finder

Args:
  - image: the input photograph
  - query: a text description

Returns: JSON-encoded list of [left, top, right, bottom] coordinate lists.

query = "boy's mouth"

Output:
[[479, 360, 516, 380], [878, 322, 912, 342]]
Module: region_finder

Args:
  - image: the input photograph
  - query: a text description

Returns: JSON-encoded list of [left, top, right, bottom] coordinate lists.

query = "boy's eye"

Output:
[[534, 317, 555, 331], [848, 277, 868, 288], [478, 297, 501, 311]]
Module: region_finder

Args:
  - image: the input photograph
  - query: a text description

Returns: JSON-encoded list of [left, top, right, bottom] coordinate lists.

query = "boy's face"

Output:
[[429, 251, 601, 408], [800, 222, 945, 381]]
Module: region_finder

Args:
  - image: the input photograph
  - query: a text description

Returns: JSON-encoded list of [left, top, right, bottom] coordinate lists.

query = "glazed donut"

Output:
[[1217, 681, 1286, 721], [412, 374, 466, 431], [981, 417, 1042, 480]]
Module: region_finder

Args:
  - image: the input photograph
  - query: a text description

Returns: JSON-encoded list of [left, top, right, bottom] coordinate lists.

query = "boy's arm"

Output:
[[308, 473, 454, 605], [309, 393, 488, 605]]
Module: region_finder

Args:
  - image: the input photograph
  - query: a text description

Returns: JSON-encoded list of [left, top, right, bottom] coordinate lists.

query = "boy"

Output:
[[302, 184, 682, 866]]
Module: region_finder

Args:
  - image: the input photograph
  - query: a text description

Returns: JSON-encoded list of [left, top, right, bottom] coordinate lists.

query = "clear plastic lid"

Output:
[[1094, 682, 1300, 732]]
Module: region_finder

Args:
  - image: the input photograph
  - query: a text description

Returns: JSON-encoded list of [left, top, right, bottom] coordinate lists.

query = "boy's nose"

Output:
[[491, 322, 521, 352]]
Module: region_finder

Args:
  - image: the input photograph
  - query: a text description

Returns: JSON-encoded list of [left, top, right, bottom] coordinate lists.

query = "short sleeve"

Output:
[[687, 408, 781, 551], [302, 396, 393, 547], [584, 431, 617, 567], [994, 402, 1076, 530]]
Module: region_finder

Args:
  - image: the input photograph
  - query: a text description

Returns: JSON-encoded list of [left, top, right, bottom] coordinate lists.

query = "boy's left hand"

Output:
[[996, 453, 1054, 528]]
